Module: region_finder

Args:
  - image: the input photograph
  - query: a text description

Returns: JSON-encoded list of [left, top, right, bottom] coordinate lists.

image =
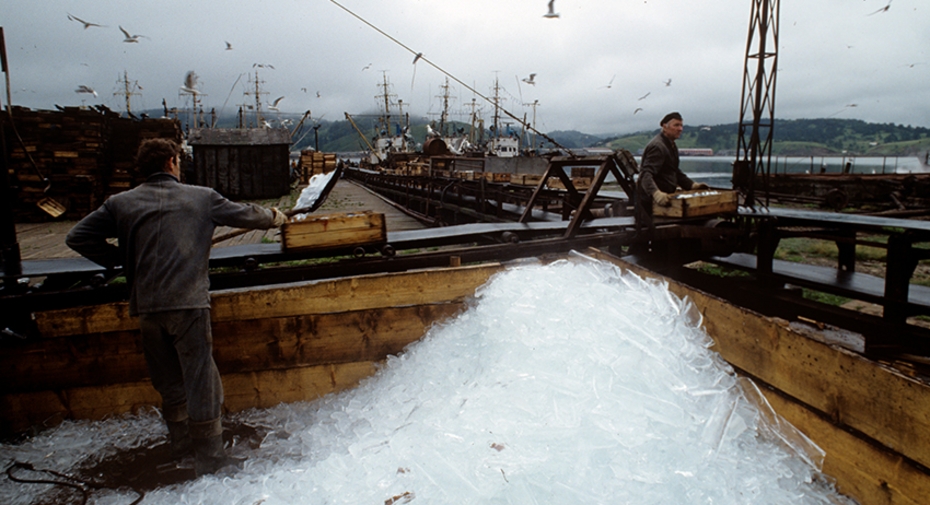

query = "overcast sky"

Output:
[[2, 0, 927, 136]]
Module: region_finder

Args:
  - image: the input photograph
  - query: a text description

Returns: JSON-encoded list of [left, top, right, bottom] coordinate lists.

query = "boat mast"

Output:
[[114, 70, 140, 115], [376, 71, 394, 134], [242, 70, 268, 128]]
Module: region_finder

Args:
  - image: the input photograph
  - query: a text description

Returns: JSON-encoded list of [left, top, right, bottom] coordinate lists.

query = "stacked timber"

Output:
[[2, 106, 182, 222], [299, 150, 337, 183]]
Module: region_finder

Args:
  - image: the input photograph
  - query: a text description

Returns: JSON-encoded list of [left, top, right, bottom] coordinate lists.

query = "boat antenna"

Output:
[[328, 0, 574, 156]]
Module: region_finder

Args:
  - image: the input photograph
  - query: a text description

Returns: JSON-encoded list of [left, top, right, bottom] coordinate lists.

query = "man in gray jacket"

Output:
[[66, 138, 286, 476], [634, 111, 708, 234]]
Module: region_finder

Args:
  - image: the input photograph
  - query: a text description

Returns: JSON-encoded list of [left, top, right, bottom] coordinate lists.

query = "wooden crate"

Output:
[[513, 174, 545, 186], [482, 172, 512, 183], [653, 189, 738, 218], [282, 211, 386, 252]]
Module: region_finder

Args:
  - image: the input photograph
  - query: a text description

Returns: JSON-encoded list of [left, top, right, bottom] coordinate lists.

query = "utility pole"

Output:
[[733, 0, 779, 208]]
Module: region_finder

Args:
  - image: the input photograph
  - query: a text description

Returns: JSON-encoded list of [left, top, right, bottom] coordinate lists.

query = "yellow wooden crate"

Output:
[[653, 189, 738, 218], [282, 211, 386, 252]]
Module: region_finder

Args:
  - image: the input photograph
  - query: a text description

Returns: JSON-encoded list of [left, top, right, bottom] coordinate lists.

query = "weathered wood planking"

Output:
[[32, 264, 500, 337], [590, 249, 930, 505], [1, 362, 377, 433], [3, 305, 462, 394], [4, 265, 501, 434], [282, 211, 386, 252]]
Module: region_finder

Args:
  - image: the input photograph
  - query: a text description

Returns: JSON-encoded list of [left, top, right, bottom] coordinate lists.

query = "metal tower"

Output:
[[733, 0, 779, 208]]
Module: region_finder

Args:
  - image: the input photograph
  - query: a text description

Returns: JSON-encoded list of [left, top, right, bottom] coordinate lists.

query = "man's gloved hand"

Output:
[[691, 182, 710, 190], [271, 208, 288, 227], [652, 190, 672, 207]]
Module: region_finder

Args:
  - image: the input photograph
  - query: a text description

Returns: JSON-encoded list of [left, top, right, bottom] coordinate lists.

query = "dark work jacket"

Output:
[[634, 133, 696, 232], [637, 132, 695, 195], [66, 173, 275, 315]]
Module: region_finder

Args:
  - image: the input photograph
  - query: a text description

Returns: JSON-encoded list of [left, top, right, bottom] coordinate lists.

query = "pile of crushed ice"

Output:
[[0, 253, 854, 504]]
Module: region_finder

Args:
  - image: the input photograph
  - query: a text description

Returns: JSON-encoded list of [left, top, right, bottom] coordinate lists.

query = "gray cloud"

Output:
[[2, 0, 927, 136]]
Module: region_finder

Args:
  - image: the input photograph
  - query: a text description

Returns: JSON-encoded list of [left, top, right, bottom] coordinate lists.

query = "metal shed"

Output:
[[187, 128, 291, 199]]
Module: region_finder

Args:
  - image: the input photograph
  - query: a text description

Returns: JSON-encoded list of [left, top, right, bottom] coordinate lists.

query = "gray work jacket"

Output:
[[637, 132, 695, 195], [66, 173, 275, 315]]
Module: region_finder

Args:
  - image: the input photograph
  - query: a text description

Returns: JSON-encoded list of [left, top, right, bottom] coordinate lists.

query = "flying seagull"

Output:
[[664, 78, 672, 87], [253, 63, 275, 69], [868, 0, 892, 15], [633, 108, 643, 115], [601, 75, 616, 89], [638, 92, 651, 100], [522, 73, 536, 86], [268, 96, 285, 111], [67, 13, 105, 29], [180, 71, 199, 94], [544, 0, 560, 18], [225, 41, 233, 50], [119, 26, 146, 43], [362, 63, 372, 71], [75, 85, 97, 97]]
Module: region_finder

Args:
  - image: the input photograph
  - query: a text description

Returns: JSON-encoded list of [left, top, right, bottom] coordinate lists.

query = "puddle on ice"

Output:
[[0, 252, 857, 504]]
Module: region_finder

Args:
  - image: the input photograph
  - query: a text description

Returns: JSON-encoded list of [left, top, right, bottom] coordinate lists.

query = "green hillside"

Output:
[[597, 119, 930, 157]]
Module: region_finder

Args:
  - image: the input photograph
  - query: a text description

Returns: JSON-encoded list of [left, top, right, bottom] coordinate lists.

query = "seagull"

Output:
[[664, 78, 672, 87], [700, 126, 712, 131], [75, 85, 97, 97], [225, 41, 233, 50], [67, 13, 105, 29], [119, 26, 146, 43], [179, 71, 199, 94], [522, 73, 536, 86], [316, 91, 321, 98], [600, 75, 616, 89], [638, 92, 651, 100], [544, 0, 560, 18], [868, 0, 891, 15], [301, 87, 308, 92], [412, 52, 423, 64], [253, 63, 275, 69], [362, 63, 372, 71], [268, 96, 284, 111], [633, 108, 643, 115]]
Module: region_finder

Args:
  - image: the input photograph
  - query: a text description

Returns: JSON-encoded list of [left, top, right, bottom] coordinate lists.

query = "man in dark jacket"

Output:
[[634, 111, 708, 234], [66, 138, 287, 476]]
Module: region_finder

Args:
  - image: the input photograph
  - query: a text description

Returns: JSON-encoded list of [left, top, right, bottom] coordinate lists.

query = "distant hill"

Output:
[[597, 119, 930, 157], [133, 110, 929, 157]]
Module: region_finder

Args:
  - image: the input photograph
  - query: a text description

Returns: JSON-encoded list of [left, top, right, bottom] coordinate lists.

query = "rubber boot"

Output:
[[190, 418, 239, 476], [163, 403, 192, 459]]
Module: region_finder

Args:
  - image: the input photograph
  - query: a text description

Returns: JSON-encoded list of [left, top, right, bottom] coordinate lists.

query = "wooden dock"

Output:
[[13, 180, 426, 262]]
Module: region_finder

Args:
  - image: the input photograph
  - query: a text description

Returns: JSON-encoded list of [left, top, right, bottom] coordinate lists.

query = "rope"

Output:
[[327, 0, 575, 156], [5, 460, 144, 505]]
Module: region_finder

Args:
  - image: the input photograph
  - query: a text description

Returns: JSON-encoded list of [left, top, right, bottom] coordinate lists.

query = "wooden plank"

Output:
[[212, 303, 463, 371], [0, 362, 377, 433], [33, 264, 501, 337], [588, 249, 930, 504], [211, 263, 501, 323], [16, 303, 460, 392], [761, 387, 930, 505]]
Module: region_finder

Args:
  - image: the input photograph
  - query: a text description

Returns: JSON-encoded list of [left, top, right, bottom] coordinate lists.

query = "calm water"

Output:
[[676, 155, 928, 189]]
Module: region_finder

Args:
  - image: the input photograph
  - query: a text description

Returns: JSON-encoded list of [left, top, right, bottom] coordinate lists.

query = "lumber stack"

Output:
[[299, 150, 337, 184], [2, 106, 182, 222]]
